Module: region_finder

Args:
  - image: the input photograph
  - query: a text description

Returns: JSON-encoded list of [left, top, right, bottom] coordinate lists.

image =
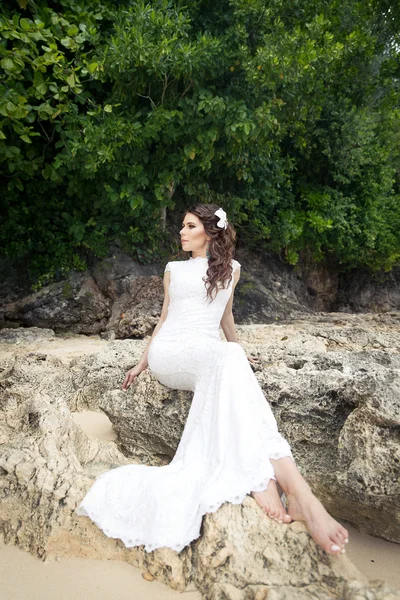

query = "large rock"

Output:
[[0, 341, 398, 599], [1, 252, 400, 336], [65, 313, 400, 543], [1, 272, 111, 334], [335, 266, 400, 313], [0, 252, 316, 337], [192, 499, 398, 600], [0, 254, 173, 338]]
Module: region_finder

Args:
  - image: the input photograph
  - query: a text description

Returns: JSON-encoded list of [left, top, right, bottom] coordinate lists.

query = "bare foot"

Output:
[[287, 487, 349, 555], [251, 479, 292, 524]]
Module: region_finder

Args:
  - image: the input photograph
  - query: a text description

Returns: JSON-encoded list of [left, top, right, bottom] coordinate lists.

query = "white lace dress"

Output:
[[75, 256, 294, 553]]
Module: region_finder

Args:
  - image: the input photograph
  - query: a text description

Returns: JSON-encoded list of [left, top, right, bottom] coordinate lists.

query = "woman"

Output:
[[76, 203, 349, 556]]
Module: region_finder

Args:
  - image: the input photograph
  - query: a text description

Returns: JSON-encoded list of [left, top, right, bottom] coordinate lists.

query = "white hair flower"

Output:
[[214, 207, 228, 230]]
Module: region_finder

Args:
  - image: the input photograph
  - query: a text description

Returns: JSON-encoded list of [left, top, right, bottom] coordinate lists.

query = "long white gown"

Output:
[[75, 256, 294, 553]]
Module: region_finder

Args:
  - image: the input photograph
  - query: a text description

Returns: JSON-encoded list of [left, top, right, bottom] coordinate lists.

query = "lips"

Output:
[[181, 240, 188, 242]]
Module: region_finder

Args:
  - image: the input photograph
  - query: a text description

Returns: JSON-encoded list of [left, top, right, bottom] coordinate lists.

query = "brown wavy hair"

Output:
[[183, 203, 237, 303]]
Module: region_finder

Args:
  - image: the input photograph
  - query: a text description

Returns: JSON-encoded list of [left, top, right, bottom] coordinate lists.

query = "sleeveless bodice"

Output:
[[153, 257, 241, 342]]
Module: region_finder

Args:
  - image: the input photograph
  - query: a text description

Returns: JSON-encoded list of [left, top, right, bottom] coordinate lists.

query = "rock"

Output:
[[0, 348, 398, 599], [192, 498, 400, 599], [67, 313, 400, 542], [104, 276, 165, 339], [0, 326, 56, 343], [1, 319, 400, 544], [238, 314, 400, 543], [335, 266, 400, 313], [0, 328, 400, 600], [0, 252, 316, 337], [1, 251, 400, 336], [2, 272, 111, 334]]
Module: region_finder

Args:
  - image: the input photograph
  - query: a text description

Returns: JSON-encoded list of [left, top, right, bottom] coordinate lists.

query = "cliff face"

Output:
[[0, 323, 399, 599], [1, 253, 399, 336]]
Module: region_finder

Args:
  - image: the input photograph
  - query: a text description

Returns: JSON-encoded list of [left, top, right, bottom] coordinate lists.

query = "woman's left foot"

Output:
[[251, 479, 292, 524], [287, 487, 349, 555]]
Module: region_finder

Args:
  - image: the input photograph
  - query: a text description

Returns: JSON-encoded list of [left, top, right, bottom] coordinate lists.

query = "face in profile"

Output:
[[180, 212, 210, 256]]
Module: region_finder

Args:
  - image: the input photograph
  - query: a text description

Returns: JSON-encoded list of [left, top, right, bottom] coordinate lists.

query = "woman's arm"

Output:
[[122, 270, 171, 390], [220, 266, 260, 364], [220, 268, 240, 343], [137, 270, 171, 369]]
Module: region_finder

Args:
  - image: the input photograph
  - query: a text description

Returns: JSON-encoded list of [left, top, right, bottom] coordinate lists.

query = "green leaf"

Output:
[[67, 25, 79, 36], [19, 18, 32, 31], [104, 104, 113, 113], [87, 62, 98, 74], [36, 83, 48, 95], [66, 73, 75, 87], [1, 58, 16, 71], [20, 134, 32, 143]]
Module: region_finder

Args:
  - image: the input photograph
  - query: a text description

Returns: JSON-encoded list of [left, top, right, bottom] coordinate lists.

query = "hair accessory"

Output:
[[214, 207, 228, 230]]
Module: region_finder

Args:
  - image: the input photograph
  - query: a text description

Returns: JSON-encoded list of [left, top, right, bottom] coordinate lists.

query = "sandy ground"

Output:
[[1, 333, 399, 597], [0, 538, 200, 600]]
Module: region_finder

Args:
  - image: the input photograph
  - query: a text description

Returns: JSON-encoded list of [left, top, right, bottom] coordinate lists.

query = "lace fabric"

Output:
[[76, 257, 294, 553]]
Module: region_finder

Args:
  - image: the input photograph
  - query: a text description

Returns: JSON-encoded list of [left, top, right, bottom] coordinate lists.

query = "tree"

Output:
[[1, 0, 399, 287]]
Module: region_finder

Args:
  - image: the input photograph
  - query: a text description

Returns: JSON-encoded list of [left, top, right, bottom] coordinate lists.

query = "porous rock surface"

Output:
[[68, 312, 400, 543], [0, 252, 315, 336], [0, 322, 399, 599], [1, 252, 399, 337]]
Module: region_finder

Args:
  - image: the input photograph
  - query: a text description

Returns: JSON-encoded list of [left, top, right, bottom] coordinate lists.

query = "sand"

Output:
[[0, 538, 201, 600], [1, 333, 399, 597]]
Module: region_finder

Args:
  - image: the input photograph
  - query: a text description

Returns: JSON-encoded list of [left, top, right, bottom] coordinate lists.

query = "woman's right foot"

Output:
[[251, 479, 292, 524], [286, 487, 349, 555]]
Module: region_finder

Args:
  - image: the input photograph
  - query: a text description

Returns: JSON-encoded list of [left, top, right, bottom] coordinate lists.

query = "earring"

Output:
[[206, 243, 211, 259]]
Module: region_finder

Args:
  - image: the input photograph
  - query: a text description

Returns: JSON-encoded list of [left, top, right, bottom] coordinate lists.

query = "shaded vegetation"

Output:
[[1, 0, 399, 288]]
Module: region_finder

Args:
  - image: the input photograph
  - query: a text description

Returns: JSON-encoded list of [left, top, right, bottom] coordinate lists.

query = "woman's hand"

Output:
[[247, 353, 261, 365], [122, 364, 147, 391]]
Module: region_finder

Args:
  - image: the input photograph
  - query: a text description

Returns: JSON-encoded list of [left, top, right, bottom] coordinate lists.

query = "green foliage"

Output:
[[1, 0, 399, 288]]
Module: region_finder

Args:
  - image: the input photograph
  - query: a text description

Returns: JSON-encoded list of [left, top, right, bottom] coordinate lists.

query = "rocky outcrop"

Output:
[[0, 255, 176, 338], [63, 312, 400, 544], [335, 266, 400, 313], [0, 322, 399, 599], [1, 272, 111, 334], [0, 252, 316, 336], [192, 499, 399, 600], [1, 252, 399, 336]]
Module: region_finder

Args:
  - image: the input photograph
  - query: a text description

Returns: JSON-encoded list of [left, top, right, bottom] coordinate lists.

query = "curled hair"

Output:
[[183, 203, 237, 303]]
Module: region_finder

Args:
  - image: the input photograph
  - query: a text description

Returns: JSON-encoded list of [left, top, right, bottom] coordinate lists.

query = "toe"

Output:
[[283, 513, 292, 523], [277, 510, 286, 523], [340, 526, 349, 543], [332, 532, 344, 551], [336, 530, 346, 546], [263, 506, 273, 518], [328, 542, 342, 555]]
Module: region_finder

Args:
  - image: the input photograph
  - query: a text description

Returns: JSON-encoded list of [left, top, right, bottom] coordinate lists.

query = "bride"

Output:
[[77, 203, 349, 556]]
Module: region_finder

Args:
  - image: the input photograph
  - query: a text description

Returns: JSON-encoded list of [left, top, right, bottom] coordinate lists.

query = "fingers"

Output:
[[250, 354, 260, 360], [122, 370, 136, 391], [248, 355, 261, 364], [121, 373, 130, 390], [122, 366, 150, 390]]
